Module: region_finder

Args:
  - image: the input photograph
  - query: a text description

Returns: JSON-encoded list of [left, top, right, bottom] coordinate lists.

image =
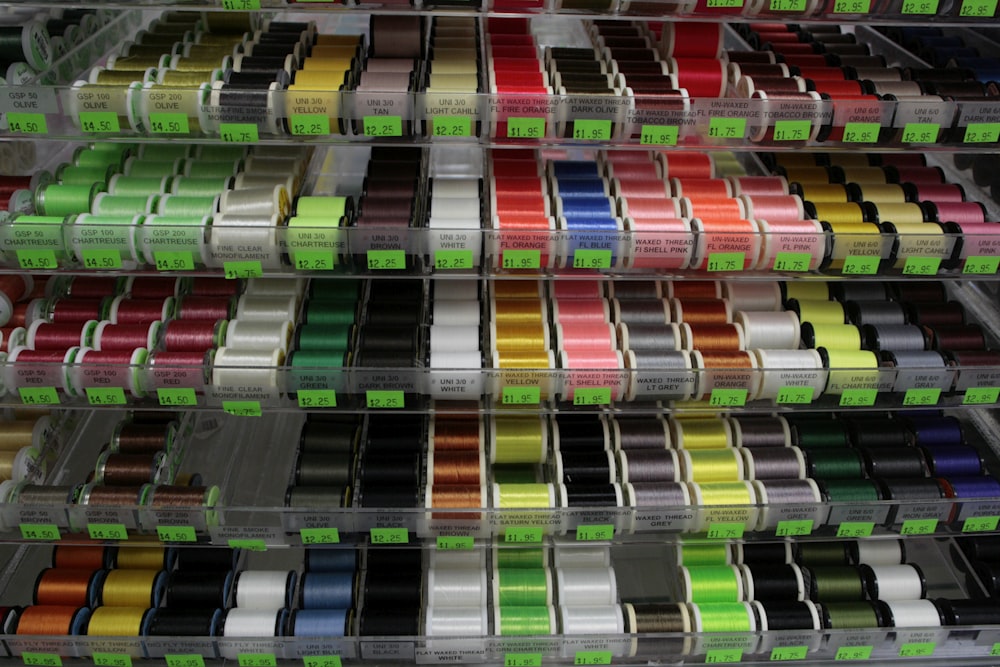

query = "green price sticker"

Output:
[[963, 256, 1000, 274], [437, 535, 474, 550], [502, 249, 541, 270], [962, 515, 1000, 532], [298, 389, 337, 408], [290, 114, 330, 136], [7, 113, 47, 134], [842, 255, 879, 274], [370, 527, 409, 544], [640, 125, 679, 146], [770, 647, 808, 661], [707, 252, 745, 272], [157, 526, 196, 543], [899, 643, 935, 658], [900, 519, 937, 535], [238, 654, 276, 667], [902, 256, 941, 276], [367, 250, 406, 270], [19, 387, 58, 405], [503, 386, 541, 405], [773, 120, 812, 141], [228, 539, 267, 551], [964, 122, 1000, 142], [839, 389, 878, 407], [960, 0, 998, 14], [20, 523, 60, 541], [774, 252, 812, 272], [435, 250, 473, 270], [82, 249, 122, 270], [573, 119, 612, 141], [573, 388, 612, 406], [149, 113, 190, 134], [222, 0, 261, 7], [303, 657, 342, 667], [837, 522, 875, 538], [573, 652, 611, 665], [708, 117, 747, 139], [901, 122, 939, 143], [18, 249, 57, 269], [990, 643, 1000, 657], [706, 649, 743, 664], [366, 390, 404, 409], [79, 111, 120, 133], [505, 526, 543, 543], [166, 656, 204, 667], [707, 0, 745, 5], [224, 260, 263, 279], [505, 655, 542, 667], [769, 0, 807, 8], [154, 251, 195, 271], [776, 520, 813, 537], [833, 0, 871, 10], [576, 524, 614, 541], [223, 401, 262, 417], [573, 249, 612, 269], [87, 387, 127, 406], [842, 121, 880, 142], [902, 0, 940, 13], [835, 647, 872, 661], [507, 117, 545, 139], [301, 527, 341, 545], [220, 123, 258, 143], [709, 389, 748, 407], [903, 388, 940, 406], [706, 522, 745, 539], [158, 388, 197, 407], [93, 654, 131, 667], [88, 523, 128, 540], [964, 387, 1000, 405], [433, 116, 472, 137], [364, 116, 402, 137], [23, 654, 61, 667], [295, 251, 336, 271], [776, 386, 814, 405]]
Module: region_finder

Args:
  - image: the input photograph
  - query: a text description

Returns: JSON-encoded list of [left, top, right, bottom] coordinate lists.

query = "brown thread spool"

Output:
[[670, 281, 721, 299], [147, 485, 209, 506], [673, 299, 731, 324], [83, 485, 146, 505], [431, 451, 482, 485], [98, 454, 160, 485], [429, 485, 484, 508], [53, 546, 107, 570], [685, 324, 744, 350], [431, 421, 483, 451], [114, 423, 171, 455]]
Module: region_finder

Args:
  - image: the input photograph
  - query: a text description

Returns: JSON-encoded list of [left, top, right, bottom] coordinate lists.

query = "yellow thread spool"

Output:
[[672, 418, 732, 449], [492, 416, 547, 464], [822, 349, 880, 394], [495, 483, 554, 507], [299, 59, 354, 75], [782, 283, 829, 302], [101, 569, 161, 607], [874, 203, 926, 224], [691, 481, 757, 531], [493, 282, 543, 300], [825, 222, 885, 270], [807, 323, 861, 350], [811, 203, 866, 224], [0, 421, 40, 450], [792, 299, 844, 324], [93, 70, 145, 86], [683, 449, 744, 483], [888, 222, 952, 269], [87, 607, 148, 636], [797, 184, 848, 203], [774, 154, 821, 169], [787, 167, 833, 185], [496, 350, 552, 369], [115, 547, 168, 569], [493, 299, 545, 324], [856, 184, 906, 204], [286, 75, 345, 135], [838, 166, 887, 185], [495, 322, 548, 350], [158, 70, 219, 86], [107, 56, 163, 71]]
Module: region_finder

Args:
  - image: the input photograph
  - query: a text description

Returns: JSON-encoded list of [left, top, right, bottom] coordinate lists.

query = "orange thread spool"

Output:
[[684, 196, 744, 222], [686, 323, 744, 350], [670, 281, 721, 299], [16, 606, 82, 635], [432, 451, 482, 485], [35, 569, 98, 607], [432, 421, 483, 450], [699, 350, 754, 369], [53, 546, 107, 570], [431, 485, 484, 507], [674, 299, 731, 324]]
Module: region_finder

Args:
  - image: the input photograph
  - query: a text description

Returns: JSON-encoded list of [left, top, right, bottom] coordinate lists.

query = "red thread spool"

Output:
[[495, 193, 548, 218], [684, 196, 745, 221], [795, 66, 848, 81], [671, 281, 720, 299], [0, 276, 29, 303], [30, 322, 90, 350], [811, 79, 865, 96], [128, 277, 180, 299], [112, 299, 170, 325], [187, 278, 241, 297], [659, 153, 713, 179], [488, 18, 531, 34], [662, 22, 723, 58], [176, 296, 233, 321], [671, 58, 726, 97], [163, 320, 222, 352], [494, 177, 546, 197], [97, 323, 158, 351], [146, 351, 210, 391], [51, 299, 104, 324], [65, 277, 121, 299], [692, 218, 759, 271], [53, 546, 107, 570], [672, 178, 732, 199]]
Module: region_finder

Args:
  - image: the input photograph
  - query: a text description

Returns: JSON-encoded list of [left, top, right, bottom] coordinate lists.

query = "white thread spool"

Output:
[[220, 608, 287, 658], [211, 347, 283, 401], [429, 350, 484, 398], [430, 326, 480, 353], [425, 606, 488, 636], [426, 569, 488, 607], [433, 280, 480, 301], [433, 299, 481, 326], [558, 604, 625, 636], [753, 349, 827, 402], [432, 179, 480, 199], [736, 311, 801, 349], [855, 540, 904, 565], [219, 186, 291, 218], [429, 550, 486, 570], [234, 570, 296, 609], [207, 214, 282, 270], [552, 546, 612, 569], [864, 564, 925, 601], [225, 320, 293, 352], [236, 295, 298, 322], [882, 600, 942, 627], [723, 282, 782, 312], [245, 277, 306, 298], [556, 567, 617, 605]]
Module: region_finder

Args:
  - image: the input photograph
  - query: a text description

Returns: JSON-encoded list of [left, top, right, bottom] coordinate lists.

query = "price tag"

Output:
[[705, 649, 742, 664], [707, 252, 745, 271], [366, 390, 404, 409], [708, 117, 747, 139], [437, 535, 474, 550], [572, 249, 612, 269], [158, 388, 197, 407], [505, 526, 542, 543], [166, 656, 204, 667], [902, 0, 940, 12], [367, 250, 406, 270], [900, 519, 937, 535], [503, 386, 540, 405], [963, 122, 1000, 142], [839, 389, 878, 407], [290, 114, 330, 136], [303, 658, 341, 667], [224, 261, 263, 279], [364, 116, 402, 137], [706, 522, 745, 539], [87, 387, 127, 406], [776, 387, 814, 404], [222, 0, 261, 7], [154, 251, 195, 271], [776, 519, 813, 537], [435, 250, 473, 270], [960, 0, 998, 13], [573, 652, 611, 665], [433, 116, 471, 137], [301, 528, 341, 545], [962, 515, 999, 532], [228, 539, 267, 551], [88, 523, 128, 540], [82, 249, 122, 270], [507, 117, 545, 139], [238, 654, 276, 667], [295, 251, 336, 271], [899, 643, 934, 658], [298, 390, 337, 408], [23, 654, 61, 667], [7, 112, 47, 134], [20, 387, 58, 405], [157, 526, 196, 543], [835, 647, 872, 661], [833, 0, 871, 10], [20, 523, 60, 540], [94, 654, 131, 667], [149, 113, 190, 134], [774, 252, 811, 272], [370, 527, 409, 544], [963, 387, 1000, 405], [80, 111, 120, 133], [573, 119, 612, 141], [773, 120, 812, 141], [219, 123, 258, 143], [707, 0, 745, 5], [573, 388, 612, 406], [842, 255, 879, 274], [901, 122, 939, 142], [709, 389, 748, 407], [842, 121, 880, 142], [223, 401, 262, 417], [837, 521, 875, 538], [505, 655, 541, 667], [902, 256, 941, 275], [991, 643, 1000, 657], [769, 0, 807, 8], [963, 256, 1000, 274], [502, 249, 541, 269], [18, 249, 57, 269], [903, 388, 940, 406], [770, 647, 808, 661], [576, 524, 614, 541], [640, 125, 678, 146]]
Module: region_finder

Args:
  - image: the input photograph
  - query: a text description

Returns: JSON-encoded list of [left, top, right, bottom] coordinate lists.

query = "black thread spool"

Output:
[[365, 301, 423, 326], [367, 416, 425, 453], [745, 564, 805, 601], [360, 454, 420, 486], [165, 571, 232, 607], [934, 599, 1000, 626], [295, 453, 354, 486], [739, 543, 794, 565], [359, 606, 419, 635], [928, 324, 986, 351], [757, 601, 821, 630], [845, 417, 912, 448], [175, 548, 236, 572], [564, 484, 620, 507], [957, 535, 1000, 563], [555, 415, 610, 451], [557, 451, 614, 484], [145, 609, 221, 636], [904, 301, 965, 327], [299, 421, 360, 454], [862, 447, 929, 478], [368, 279, 423, 304], [831, 282, 890, 303], [788, 416, 849, 450], [360, 486, 419, 507], [285, 486, 350, 508]]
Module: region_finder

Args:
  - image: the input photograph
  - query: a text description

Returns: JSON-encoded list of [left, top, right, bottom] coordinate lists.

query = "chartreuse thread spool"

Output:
[[137, 215, 209, 266], [158, 195, 218, 216], [805, 324, 860, 350], [110, 176, 171, 197], [679, 542, 731, 566], [93, 194, 159, 216], [492, 416, 546, 464], [497, 568, 551, 605], [682, 566, 744, 603], [792, 300, 845, 326], [35, 183, 104, 216], [495, 483, 554, 508], [496, 548, 547, 569], [69, 215, 142, 266], [171, 178, 230, 197], [821, 349, 880, 394], [497, 605, 554, 636], [691, 602, 755, 632], [683, 449, 743, 483], [58, 164, 115, 186], [673, 418, 732, 449]]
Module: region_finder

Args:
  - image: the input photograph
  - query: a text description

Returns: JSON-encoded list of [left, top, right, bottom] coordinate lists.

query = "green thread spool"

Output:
[[69, 215, 142, 265], [497, 605, 553, 636], [496, 548, 547, 569], [809, 566, 866, 601], [807, 450, 864, 480], [309, 279, 361, 301], [821, 602, 882, 629], [673, 418, 732, 449], [682, 449, 743, 483], [4, 215, 70, 260], [158, 195, 218, 216], [125, 159, 183, 178], [35, 183, 104, 216], [820, 479, 880, 502], [74, 146, 128, 171], [109, 176, 171, 196], [791, 419, 849, 449], [184, 159, 241, 179], [796, 542, 852, 566], [792, 300, 845, 325], [91, 143, 137, 155], [682, 566, 743, 603], [692, 602, 754, 632], [296, 324, 352, 351], [304, 302, 357, 326], [495, 483, 553, 508], [296, 196, 348, 219], [56, 164, 115, 186], [138, 215, 209, 265], [289, 349, 347, 369], [497, 568, 551, 605], [492, 416, 546, 464], [679, 543, 731, 566], [171, 177, 230, 197], [92, 194, 158, 216]]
